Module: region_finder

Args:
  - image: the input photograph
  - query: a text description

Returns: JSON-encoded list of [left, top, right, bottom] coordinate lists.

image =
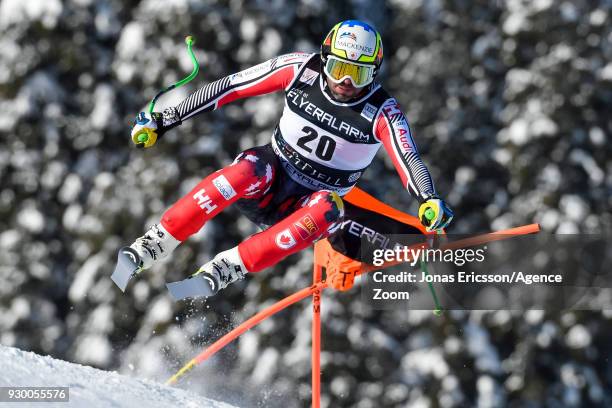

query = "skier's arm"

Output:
[[374, 99, 436, 201], [130, 53, 312, 146], [172, 53, 311, 122], [374, 99, 454, 231]]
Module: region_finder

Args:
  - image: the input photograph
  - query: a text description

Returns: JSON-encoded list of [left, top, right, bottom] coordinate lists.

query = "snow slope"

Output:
[[0, 345, 237, 408]]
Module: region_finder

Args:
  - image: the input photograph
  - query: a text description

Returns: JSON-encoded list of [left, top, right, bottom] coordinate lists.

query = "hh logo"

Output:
[[275, 229, 297, 250], [193, 188, 218, 214], [294, 214, 319, 240], [383, 102, 401, 117]]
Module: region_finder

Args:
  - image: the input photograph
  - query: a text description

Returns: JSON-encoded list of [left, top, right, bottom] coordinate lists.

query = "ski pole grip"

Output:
[[424, 208, 435, 221], [133, 129, 149, 148]]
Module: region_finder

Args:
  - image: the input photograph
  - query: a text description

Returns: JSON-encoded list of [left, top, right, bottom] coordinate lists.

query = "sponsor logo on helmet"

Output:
[[339, 32, 357, 41], [275, 229, 297, 250], [330, 21, 379, 62], [335, 40, 374, 56]]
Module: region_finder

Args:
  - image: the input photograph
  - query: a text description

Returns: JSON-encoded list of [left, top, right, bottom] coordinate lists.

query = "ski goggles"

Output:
[[323, 56, 375, 88]]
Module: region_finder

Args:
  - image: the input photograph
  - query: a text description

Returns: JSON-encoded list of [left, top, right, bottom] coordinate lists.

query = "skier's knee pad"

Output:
[[237, 190, 345, 272], [305, 190, 344, 220], [326, 191, 345, 220], [302, 190, 345, 235]]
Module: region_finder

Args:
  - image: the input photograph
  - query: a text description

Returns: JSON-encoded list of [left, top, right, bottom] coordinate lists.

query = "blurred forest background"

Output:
[[1, 0, 611, 407]]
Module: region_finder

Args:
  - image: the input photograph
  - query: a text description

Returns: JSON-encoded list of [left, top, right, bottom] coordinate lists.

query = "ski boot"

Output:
[[166, 247, 247, 300], [111, 224, 180, 291]]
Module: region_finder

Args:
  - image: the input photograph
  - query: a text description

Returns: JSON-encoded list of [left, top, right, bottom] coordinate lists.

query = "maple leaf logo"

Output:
[[275, 229, 296, 250]]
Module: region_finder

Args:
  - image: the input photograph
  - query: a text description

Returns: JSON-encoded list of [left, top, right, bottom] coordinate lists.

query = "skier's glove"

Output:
[[329, 270, 357, 292], [130, 108, 181, 148], [131, 112, 162, 148], [418, 196, 454, 232]]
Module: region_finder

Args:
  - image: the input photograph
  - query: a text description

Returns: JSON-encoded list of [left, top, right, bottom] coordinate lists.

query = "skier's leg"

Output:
[[161, 149, 276, 241], [131, 146, 277, 270], [238, 190, 345, 272], [167, 190, 344, 299]]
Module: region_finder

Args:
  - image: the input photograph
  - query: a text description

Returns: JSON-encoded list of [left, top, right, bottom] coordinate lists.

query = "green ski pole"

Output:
[[135, 36, 200, 148], [423, 208, 443, 316]]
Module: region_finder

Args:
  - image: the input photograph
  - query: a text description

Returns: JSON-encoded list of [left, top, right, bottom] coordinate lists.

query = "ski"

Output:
[[166, 273, 219, 300], [111, 247, 142, 292]]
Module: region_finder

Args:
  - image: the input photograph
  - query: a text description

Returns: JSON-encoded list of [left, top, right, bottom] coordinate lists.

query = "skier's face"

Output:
[[326, 77, 366, 102]]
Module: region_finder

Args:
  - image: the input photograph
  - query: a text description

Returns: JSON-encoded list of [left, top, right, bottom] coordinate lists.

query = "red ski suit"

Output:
[[160, 53, 437, 272]]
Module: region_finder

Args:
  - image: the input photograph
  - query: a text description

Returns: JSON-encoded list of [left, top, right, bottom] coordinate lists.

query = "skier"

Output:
[[118, 20, 454, 299]]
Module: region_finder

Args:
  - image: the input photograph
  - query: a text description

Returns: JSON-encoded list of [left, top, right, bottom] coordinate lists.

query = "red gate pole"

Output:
[[166, 223, 541, 387], [165, 285, 318, 386], [312, 262, 323, 408]]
